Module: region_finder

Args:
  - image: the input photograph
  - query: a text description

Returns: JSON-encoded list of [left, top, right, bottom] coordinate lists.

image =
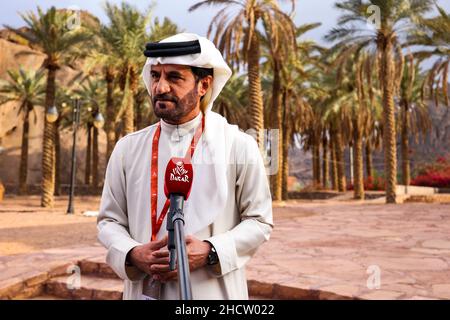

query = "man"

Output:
[[97, 33, 273, 300]]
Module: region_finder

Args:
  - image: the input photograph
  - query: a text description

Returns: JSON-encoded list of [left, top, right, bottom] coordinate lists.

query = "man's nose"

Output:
[[155, 76, 170, 95]]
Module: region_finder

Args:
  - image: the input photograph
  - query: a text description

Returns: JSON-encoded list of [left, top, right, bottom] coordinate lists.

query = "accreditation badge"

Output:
[[141, 275, 161, 300]]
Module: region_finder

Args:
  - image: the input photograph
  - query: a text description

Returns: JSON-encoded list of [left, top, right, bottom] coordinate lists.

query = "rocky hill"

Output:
[[0, 33, 106, 190]]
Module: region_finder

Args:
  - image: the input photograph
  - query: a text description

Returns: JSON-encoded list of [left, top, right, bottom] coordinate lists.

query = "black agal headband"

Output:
[[144, 40, 201, 57]]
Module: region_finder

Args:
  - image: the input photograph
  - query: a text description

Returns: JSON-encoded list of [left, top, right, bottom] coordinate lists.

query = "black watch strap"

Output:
[[204, 241, 219, 266]]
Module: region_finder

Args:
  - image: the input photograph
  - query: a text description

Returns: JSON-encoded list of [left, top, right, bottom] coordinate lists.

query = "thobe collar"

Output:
[[160, 112, 203, 142]]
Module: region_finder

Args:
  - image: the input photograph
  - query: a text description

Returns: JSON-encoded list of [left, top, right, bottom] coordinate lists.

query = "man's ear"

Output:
[[198, 75, 213, 98]]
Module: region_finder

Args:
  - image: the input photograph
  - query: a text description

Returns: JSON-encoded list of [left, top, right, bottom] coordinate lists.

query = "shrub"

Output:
[[411, 155, 450, 188], [347, 175, 385, 191]]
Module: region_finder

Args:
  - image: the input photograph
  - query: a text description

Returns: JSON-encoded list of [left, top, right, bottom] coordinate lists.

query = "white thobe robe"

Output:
[[97, 111, 273, 300]]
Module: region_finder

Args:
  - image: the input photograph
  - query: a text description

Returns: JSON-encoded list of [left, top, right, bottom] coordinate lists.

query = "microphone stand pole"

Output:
[[167, 194, 192, 300]]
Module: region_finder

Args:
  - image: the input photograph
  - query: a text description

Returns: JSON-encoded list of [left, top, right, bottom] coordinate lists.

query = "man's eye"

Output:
[[151, 73, 159, 79]]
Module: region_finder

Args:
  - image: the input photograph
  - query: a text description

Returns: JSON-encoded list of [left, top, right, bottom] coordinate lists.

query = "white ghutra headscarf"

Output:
[[142, 33, 232, 114]]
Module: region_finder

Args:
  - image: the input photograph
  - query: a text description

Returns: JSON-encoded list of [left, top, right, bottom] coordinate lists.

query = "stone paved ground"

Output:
[[1, 195, 450, 299], [249, 200, 450, 299]]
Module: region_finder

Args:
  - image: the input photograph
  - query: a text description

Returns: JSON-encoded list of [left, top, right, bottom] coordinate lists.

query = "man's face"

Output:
[[150, 64, 201, 123]]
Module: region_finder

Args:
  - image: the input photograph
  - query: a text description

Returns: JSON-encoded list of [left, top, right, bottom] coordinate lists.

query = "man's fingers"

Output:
[[150, 264, 172, 273], [149, 235, 168, 249], [159, 271, 178, 283], [149, 257, 170, 265], [152, 250, 169, 258]]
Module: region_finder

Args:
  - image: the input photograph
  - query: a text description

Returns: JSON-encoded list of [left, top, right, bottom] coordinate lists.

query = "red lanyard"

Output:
[[151, 116, 205, 241]]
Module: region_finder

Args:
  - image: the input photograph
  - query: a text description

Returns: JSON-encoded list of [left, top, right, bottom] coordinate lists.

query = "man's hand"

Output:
[[155, 235, 211, 283], [186, 235, 211, 271], [127, 236, 170, 276], [129, 235, 212, 283]]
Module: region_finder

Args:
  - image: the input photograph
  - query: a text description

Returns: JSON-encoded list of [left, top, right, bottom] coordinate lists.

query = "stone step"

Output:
[[76, 260, 283, 299], [78, 258, 120, 279], [29, 295, 64, 300], [45, 275, 123, 300]]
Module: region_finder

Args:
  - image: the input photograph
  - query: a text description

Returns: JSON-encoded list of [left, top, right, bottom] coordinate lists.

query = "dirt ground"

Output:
[[0, 195, 100, 256]]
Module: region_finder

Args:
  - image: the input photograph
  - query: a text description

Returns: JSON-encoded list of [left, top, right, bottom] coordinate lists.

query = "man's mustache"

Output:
[[153, 94, 178, 104]]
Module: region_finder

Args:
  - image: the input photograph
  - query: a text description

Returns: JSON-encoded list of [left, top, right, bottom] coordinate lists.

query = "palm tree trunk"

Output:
[[123, 67, 136, 136], [93, 126, 99, 188], [19, 104, 31, 195], [312, 137, 318, 186], [331, 136, 338, 190], [271, 60, 283, 200], [85, 124, 92, 185], [353, 121, 365, 199], [54, 119, 61, 196], [365, 139, 374, 179], [115, 124, 122, 144], [401, 100, 410, 186], [313, 138, 321, 187], [322, 133, 329, 189], [41, 67, 57, 208], [281, 90, 291, 200], [123, 90, 134, 135], [105, 67, 116, 165], [381, 39, 398, 203], [335, 129, 346, 192], [136, 103, 143, 131], [247, 30, 265, 150]]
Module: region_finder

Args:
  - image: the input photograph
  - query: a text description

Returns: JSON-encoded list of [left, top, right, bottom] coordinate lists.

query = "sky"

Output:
[[1, 0, 449, 47]]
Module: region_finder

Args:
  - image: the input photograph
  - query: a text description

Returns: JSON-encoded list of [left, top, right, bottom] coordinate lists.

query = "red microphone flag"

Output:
[[164, 157, 194, 200]]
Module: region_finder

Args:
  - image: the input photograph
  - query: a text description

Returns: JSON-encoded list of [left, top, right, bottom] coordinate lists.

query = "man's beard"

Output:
[[152, 86, 198, 123]]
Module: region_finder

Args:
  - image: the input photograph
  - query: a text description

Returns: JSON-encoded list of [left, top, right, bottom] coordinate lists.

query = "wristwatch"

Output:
[[205, 241, 219, 266]]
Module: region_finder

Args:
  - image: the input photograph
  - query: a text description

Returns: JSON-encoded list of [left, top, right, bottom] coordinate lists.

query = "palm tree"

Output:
[[6, 6, 92, 207], [102, 2, 151, 136], [0, 68, 45, 194], [53, 84, 75, 195], [260, 8, 297, 200], [409, 4, 450, 107], [321, 88, 351, 193], [72, 77, 106, 188], [398, 54, 432, 185], [86, 21, 119, 165], [149, 17, 181, 42], [325, 47, 385, 199], [189, 0, 296, 150], [260, 22, 321, 198], [88, 2, 158, 162], [134, 84, 150, 130], [325, 0, 434, 203], [213, 74, 250, 129]]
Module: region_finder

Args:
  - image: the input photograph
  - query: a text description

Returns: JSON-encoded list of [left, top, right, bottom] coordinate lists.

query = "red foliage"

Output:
[[411, 156, 450, 188], [347, 176, 385, 191]]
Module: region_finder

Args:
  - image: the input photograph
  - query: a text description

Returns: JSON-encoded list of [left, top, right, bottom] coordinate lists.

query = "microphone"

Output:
[[164, 157, 194, 200], [164, 157, 193, 300]]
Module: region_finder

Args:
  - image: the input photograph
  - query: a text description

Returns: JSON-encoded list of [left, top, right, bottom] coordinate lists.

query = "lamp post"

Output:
[[67, 98, 81, 214], [66, 97, 104, 214], [93, 112, 105, 129], [46, 105, 59, 123]]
